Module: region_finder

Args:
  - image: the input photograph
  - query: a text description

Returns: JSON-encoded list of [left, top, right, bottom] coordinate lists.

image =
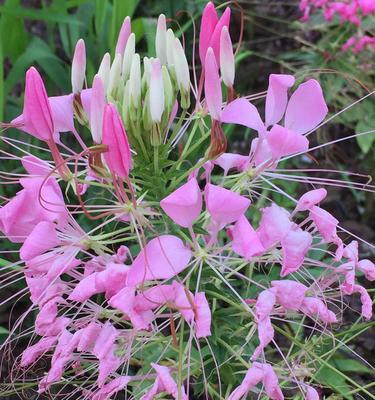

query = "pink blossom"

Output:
[[310, 206, 339, 242], [115, 17, 131, 57], [92, 376, 131, 400], [204, 47, 222, 121]]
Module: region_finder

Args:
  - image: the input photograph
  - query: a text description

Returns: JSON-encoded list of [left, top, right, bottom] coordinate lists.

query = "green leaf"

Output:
[[355, 120, 375, 154], [333, 358, 373, 374]]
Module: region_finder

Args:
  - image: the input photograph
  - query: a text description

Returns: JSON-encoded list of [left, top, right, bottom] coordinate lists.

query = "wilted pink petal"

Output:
[[69, 273, 99, 302], [280, 227, 312, 277], [102, 103, 132, 178], [93, 322, 118, 361], [205, 183, 250, 226], [262, 363, 284, 400], [252, 316, 274, 360], [172, 281, 195, 322], [204, 47, 222, 121], [126, 235, 192, 286], [213, 153, 249, 175], [343, 240, 359, 263], [306, 386, 320, 400], [229, 215, 265, 260], [257, 203, 292, 249], [194, 292, 212, 338], [199, 2, 218, 65], [95, 262, 129, 299], [77, 322, 102, 352], [20, 221, 60, 261], [350, 284, 373, 320], [266, 124, 309, 158], [92, 376, 131, 400], [310, 206, 338, 242], [221, 98, 265, 133], [149, 363, 188, 400], [21, 336, 58, 367], [108, 286, 136, 315], [284, 79, 328, 134], [71, 39, 86, 94], [227, 363, 264, 400], [271, 280, 308, 310], [160, 178, 202, 228], [295, 188, 327, 212], [255, 288, 277, 321], [97, 349, 122, 388], [358, 259, 375, 281], [115, 17, 131, 57], [134, 284, 175, 311], [265, 74, 295, 127], [300, 297, 337, 323]]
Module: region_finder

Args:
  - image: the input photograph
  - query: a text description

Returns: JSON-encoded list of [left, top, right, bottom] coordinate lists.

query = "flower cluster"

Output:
[[299, 0, 375, 52], [0, 2, 373, 399]]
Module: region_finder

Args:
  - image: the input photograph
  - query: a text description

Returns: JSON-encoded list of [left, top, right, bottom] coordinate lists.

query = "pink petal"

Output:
[[227, 363, 264, 400], [306, 386, 320, 400], [49, 94, 76, 134], [20, 221, 60, 261], [77, 322, 102, 352], [295, 188, 327, 212], [160, 178, 202, 228], [255, 288, 277, 321], [92, 376, 131, 400], [204, 47, 222, 121], [23, 67, 54, 141], [134, 284, 175, 311], [284, 79, 328, 134], [343, 240, 358, 263], [93, 323, 118, 361], [103, 103, 132, 178], [199, 2, 218, 65], [108, 286, 136, 315], [265, 74, 295, 127], [221, 98, 265, 133], [21, 336, 58, 367], [205, 183, 251, 226], [220, 26, 235, 87], [280, 227, 312, 277], [21, 155, 51, 176], [271, 280, 308, 311], [194, 292, 212, 338], [351, 284, 373, 320], [266, 124, 309, 158], [257, 203, 292, 249], [262, 364, 284, 400], [126, 235, 192, 286], [213, 153, 249, 175], [229, 215, 265, 260], [252, 316, 274, 360]]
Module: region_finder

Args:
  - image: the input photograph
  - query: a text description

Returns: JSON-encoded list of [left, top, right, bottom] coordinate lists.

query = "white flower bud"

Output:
[[156, 14, 167, 65], [149, 59, 165, 123], [129, 53, 141, 106], [71, 39, 86, 94], [166, 29, 175, 67], [108, 53, 122, 96], [173, 37, 190, 93], [162, 65, 174, 113], [97, 52, 111, 94], [122, 33, 135, 80], [220, 27, 235, 87]]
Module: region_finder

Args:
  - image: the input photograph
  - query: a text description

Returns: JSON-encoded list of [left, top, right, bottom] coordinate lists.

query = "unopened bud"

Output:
[[71, 39, 86, 94], [98, 53, 111, 94], [115, 16, 131, 58], [220, 27, 235, 87], [108, 53, 122, 97], [129, 53, 141, 107], [156, 14, 167, 65], [90, 75, 106, 144], [149, 59, 165, 123], [173, 38, 190, 108], [162, 66, 174, 114], [122, 33, 135, 80], [166, 29, 175, 67], [142, 57, 152, 94]]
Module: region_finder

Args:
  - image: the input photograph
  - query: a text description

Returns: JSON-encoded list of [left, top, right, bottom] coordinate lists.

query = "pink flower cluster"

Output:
[[300, 0, 375, 52], [0, 2, 373, 399]]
